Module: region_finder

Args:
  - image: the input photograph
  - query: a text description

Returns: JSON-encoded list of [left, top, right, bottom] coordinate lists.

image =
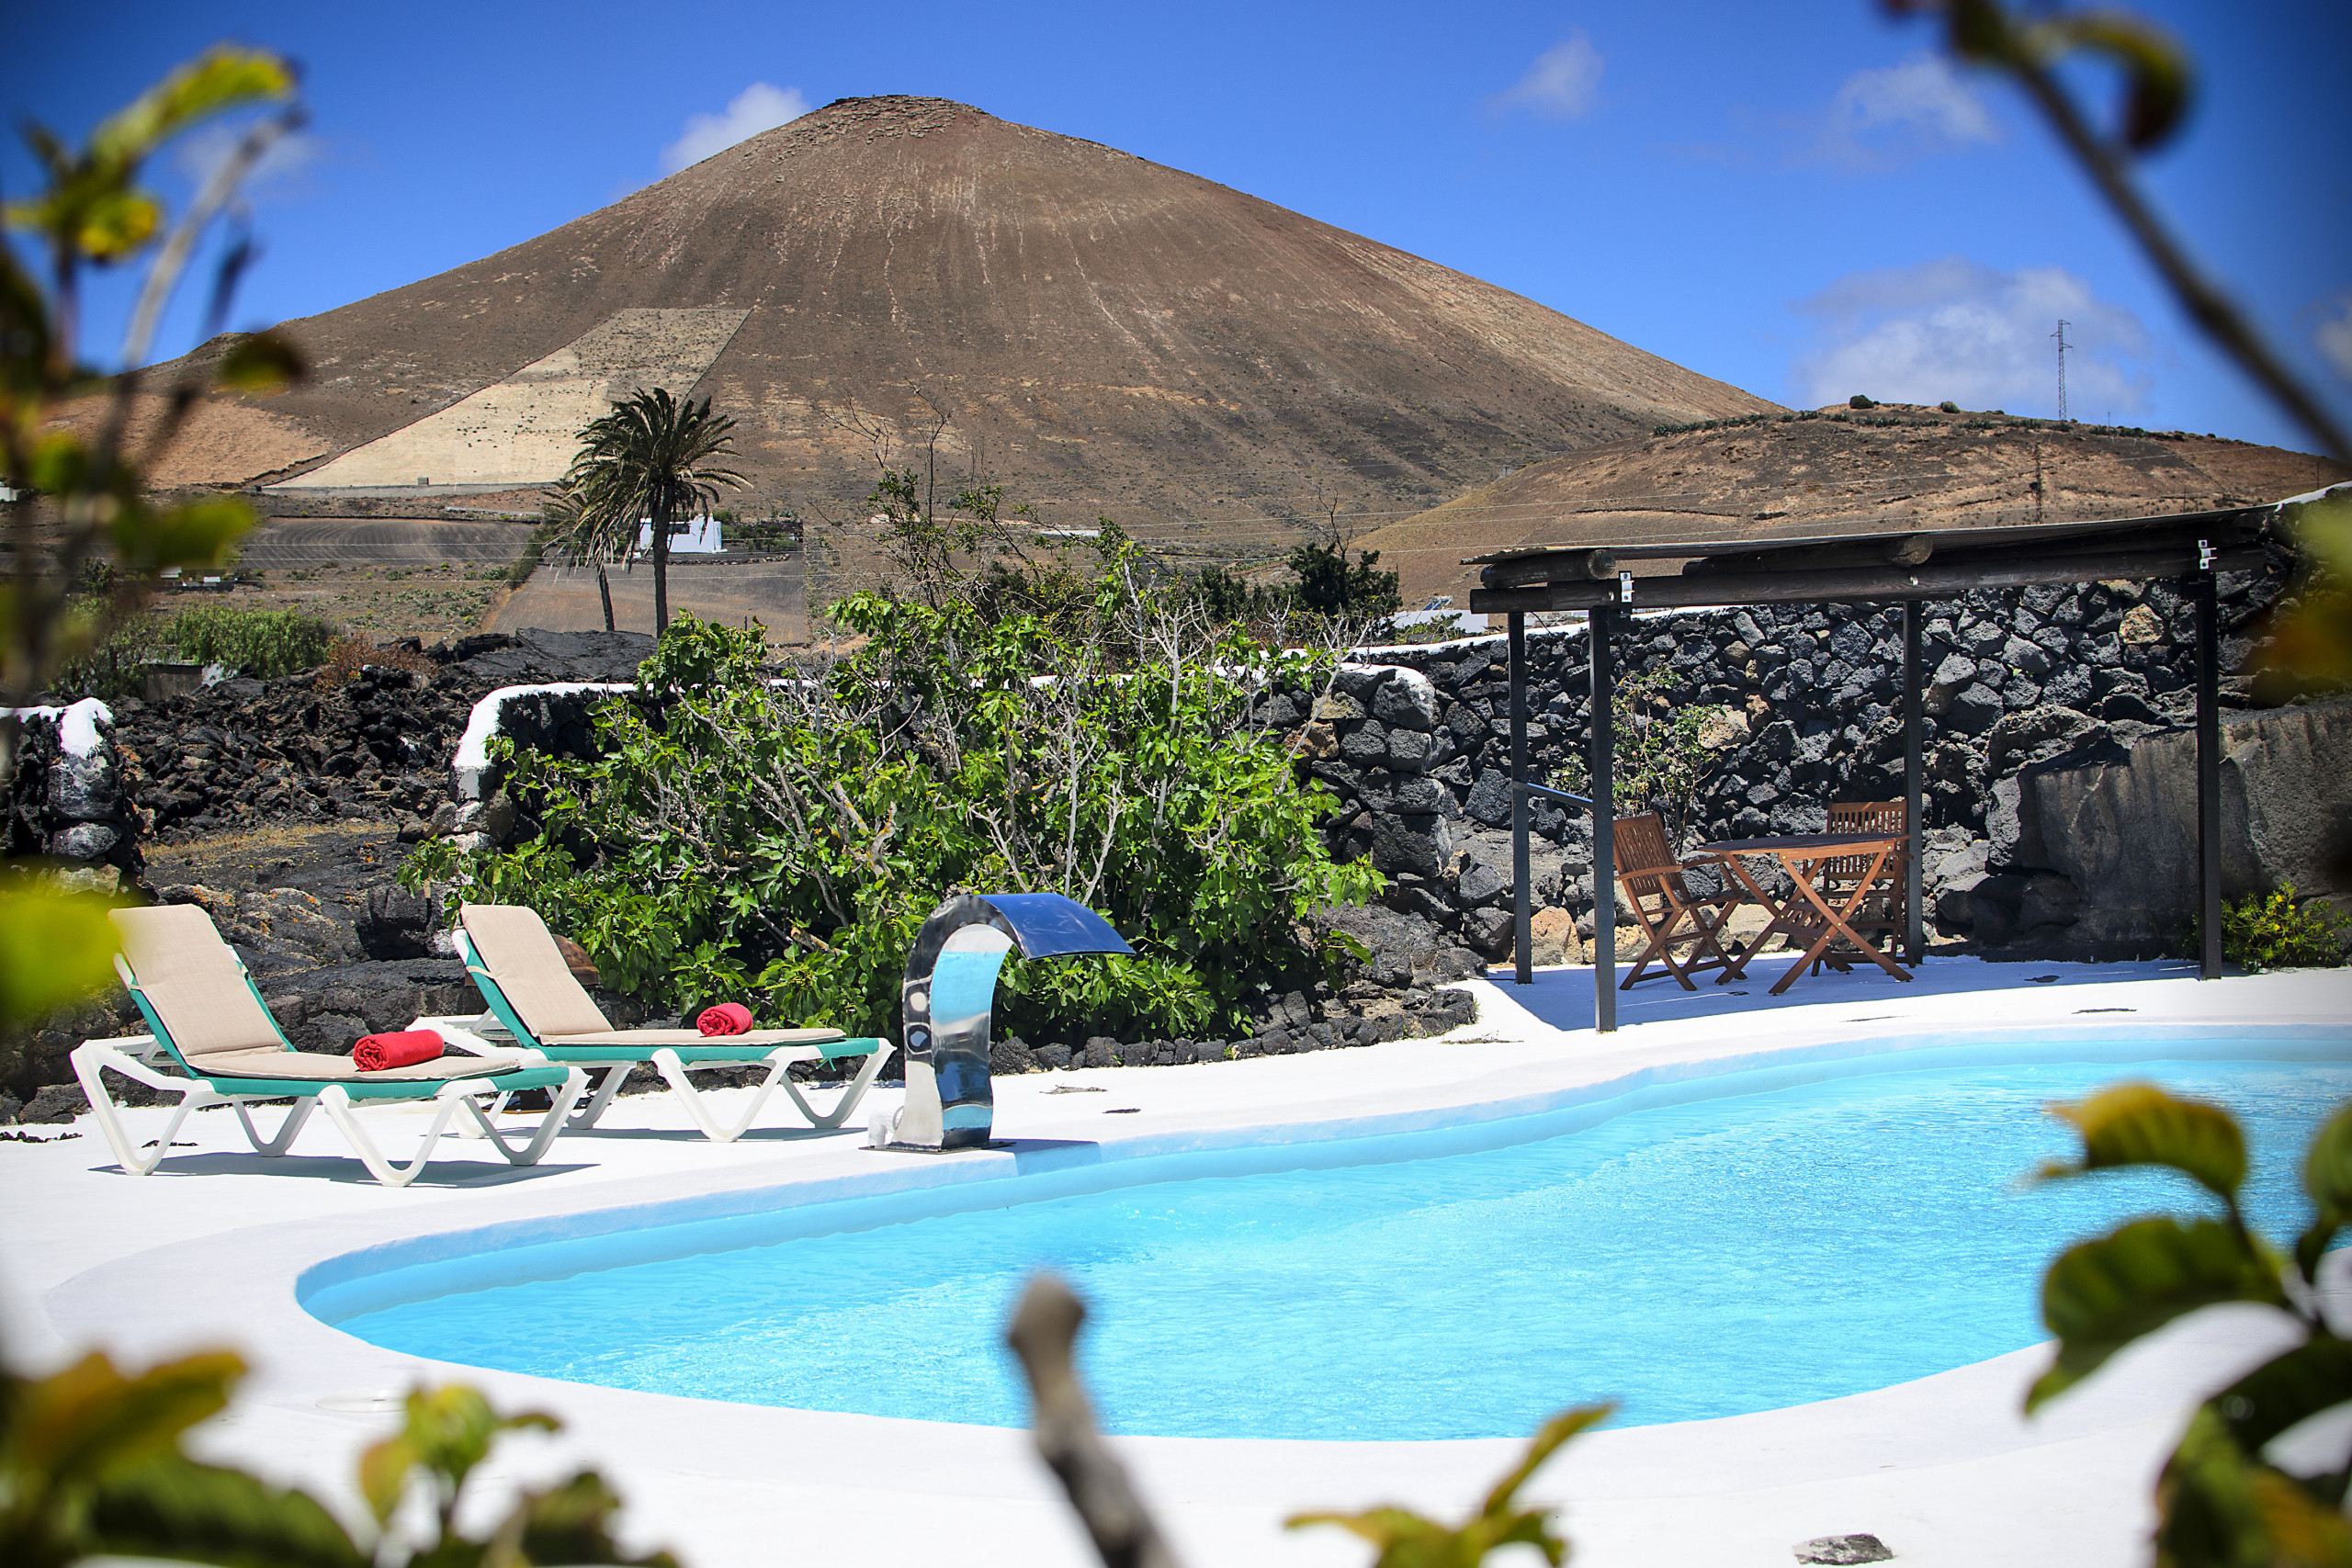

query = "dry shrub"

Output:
[[312, 635, 434, 689]]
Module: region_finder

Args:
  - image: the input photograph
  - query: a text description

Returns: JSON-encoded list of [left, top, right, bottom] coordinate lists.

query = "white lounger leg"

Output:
[[72, 1039, 225, 1177], [779, 1044, 891, 1131], [567, 1065, 634, 1130], [231, 1096, 318, 1155], [471, 1065, 623, 1134], [312, 1068, 588, 1188], [650, 1044, 891, 1142], [650, 1048, 797, 1144], [463, 1067, 590, 1164]]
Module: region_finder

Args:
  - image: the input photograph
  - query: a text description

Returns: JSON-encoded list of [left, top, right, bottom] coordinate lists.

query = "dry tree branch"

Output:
[[2004, 58, 2348, 466], [119, 107, 304, 369], [1892, 0, 2350, 466], [1004, 1275, 1182, 1568]]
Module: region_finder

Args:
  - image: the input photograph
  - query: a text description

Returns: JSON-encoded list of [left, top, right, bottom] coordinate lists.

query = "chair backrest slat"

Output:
[[1612, 811, 1685, 900], [110, 906, 286, 1063], [459, 905, 612, 1040], [1824, 799, 1906, 877]]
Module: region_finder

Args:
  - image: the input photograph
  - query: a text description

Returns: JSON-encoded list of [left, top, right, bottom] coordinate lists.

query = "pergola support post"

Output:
[[1903, 601, 1924, 964], [1589, 599, 1617, 1032], [1510, 611, 1532, 985], [2194, 568, 2222, 979]]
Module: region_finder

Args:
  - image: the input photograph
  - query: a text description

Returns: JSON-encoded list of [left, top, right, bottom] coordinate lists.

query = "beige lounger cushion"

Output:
[[543, 1028, 846, 1048], [113, 905, 532, 1083], [459, 904, 612, 1038], [111, 905, 284, 1061], [191, 1046, 529, 1081]]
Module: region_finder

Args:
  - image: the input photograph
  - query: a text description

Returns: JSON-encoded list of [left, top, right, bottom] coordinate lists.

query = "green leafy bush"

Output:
[[0, 1338, 673, 1568], [2218, 885, 2350, 970], [409, 554, 1381, 1043], [151, 605, 338, 675], [2028, 1083, 2352, 1568], [1549, 664, 1732, 846], [59, 605, 340, 695]]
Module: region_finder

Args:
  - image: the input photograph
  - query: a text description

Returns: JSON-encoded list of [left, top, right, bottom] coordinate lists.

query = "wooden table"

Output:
[[1694, 834, 1913, 996]]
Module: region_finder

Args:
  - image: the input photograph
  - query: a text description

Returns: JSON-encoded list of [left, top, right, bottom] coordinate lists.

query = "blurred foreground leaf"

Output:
[[1287, 1404, 1613, 1568], [0, 879, 124, 1028], [2031, 1216, 2284, 1409], [2030, 1078, 2352, 1568], [2036, 1080, 2247, 1204]]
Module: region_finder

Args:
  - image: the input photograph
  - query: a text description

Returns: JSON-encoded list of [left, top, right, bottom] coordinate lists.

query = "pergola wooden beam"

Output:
[[1475, 543, 2265, 614], [1465, 505, 2277, 1032]]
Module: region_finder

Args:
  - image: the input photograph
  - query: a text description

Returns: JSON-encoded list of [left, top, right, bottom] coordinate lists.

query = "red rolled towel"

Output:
[[353, 1029, 447, 1071], [697, 1003, 754, 1037]]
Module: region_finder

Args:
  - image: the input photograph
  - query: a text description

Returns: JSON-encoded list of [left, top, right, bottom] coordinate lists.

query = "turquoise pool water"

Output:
[[325, 1046, 2349, 1439]]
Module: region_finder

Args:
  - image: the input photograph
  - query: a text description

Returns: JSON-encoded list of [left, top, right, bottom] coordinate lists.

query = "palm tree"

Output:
[[539, 473, 635, 631], [567, 388, 746, 629]]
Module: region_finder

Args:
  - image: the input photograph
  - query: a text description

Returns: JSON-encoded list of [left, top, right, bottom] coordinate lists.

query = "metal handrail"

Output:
[[1511, 780, 1593, 811]]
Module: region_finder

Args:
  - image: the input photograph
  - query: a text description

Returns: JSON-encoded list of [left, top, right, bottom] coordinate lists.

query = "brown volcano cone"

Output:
[[175, 95, 1772, 554]]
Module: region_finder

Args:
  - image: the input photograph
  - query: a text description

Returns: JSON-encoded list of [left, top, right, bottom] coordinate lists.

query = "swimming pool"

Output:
[[316, 1038, 2348, 1440]]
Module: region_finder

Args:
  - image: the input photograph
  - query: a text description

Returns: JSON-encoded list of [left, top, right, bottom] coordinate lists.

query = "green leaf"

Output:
[[90, 48, 299, 164], [112, 494, 254, 572], [86, 1456, 366, 1568], [2211, 1336, 2352, 1459], [2030, 1217, 2285, 1411], [362, 1385, 560, 1525], [0, 883, 125, 1030], [216, 330, 306, 393], [2058, 13, 2195, 151], [2038, 1080, 2248, 1204], [1286, 1404, 1609, 1568], [2300, 1104, 2352, 1282], [503, 1471, 681, 1567], [1481, 1403, 1612, 1517], [2154, 1404, 2272, 1568], [27, 432, 90, 496], [71, 189, 164, 263], [18, 1349, 245, 1494], [1946, 0, 2018, 64], [2249, 1466, 2352, 1568], [356, 1431, 415, 1525]]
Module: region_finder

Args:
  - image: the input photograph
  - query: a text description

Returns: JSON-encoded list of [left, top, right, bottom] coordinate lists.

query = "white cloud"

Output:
[[169, 120, 329, 203], [660, 83, 811, 175], [1812, 52, 1997, 166], [2315, 295, 2352, 382], [1491, 33, 1604, 120], [1790, 257, 2154, 416]]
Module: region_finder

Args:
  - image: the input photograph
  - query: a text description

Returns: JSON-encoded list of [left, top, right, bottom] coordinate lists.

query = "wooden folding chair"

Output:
[[1614, 811, 1744, 990], [1806, 799, 1909, 973]]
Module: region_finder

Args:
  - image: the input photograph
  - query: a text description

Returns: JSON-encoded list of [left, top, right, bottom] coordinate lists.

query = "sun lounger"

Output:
[[441, 904, 891, 1143], [74, 905, 588, 1187]]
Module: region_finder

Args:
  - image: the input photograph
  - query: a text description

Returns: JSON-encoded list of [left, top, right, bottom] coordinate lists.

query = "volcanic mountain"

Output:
[[1354, 406, 2349, 608], [160, 95, 1773, 554]]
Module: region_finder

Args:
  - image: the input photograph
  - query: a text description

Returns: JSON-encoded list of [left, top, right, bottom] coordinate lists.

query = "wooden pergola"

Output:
[[1464, 507, 2275, 1032]]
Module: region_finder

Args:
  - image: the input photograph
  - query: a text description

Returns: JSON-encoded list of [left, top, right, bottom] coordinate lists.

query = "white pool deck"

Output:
[[6, 955, 2348, 1568]]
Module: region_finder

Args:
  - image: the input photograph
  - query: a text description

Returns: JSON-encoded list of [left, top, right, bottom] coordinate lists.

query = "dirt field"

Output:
[[169, 566, 513, 644], [491, 558, 808, 640]]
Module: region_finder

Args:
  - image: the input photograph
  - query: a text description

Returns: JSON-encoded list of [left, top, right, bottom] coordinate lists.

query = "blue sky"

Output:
[[7, 1, 2348, 456]]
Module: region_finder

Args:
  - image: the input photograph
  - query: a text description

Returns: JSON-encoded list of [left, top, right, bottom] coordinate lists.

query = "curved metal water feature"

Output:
[[885, 893, 1134, 1150]]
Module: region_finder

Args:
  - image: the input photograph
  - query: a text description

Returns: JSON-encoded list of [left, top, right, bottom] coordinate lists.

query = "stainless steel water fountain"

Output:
[[881, 893, 1135, 1151]]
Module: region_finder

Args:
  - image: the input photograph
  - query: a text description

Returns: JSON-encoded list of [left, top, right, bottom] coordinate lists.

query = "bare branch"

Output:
[[1004, 1275, 1183, 1568]]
